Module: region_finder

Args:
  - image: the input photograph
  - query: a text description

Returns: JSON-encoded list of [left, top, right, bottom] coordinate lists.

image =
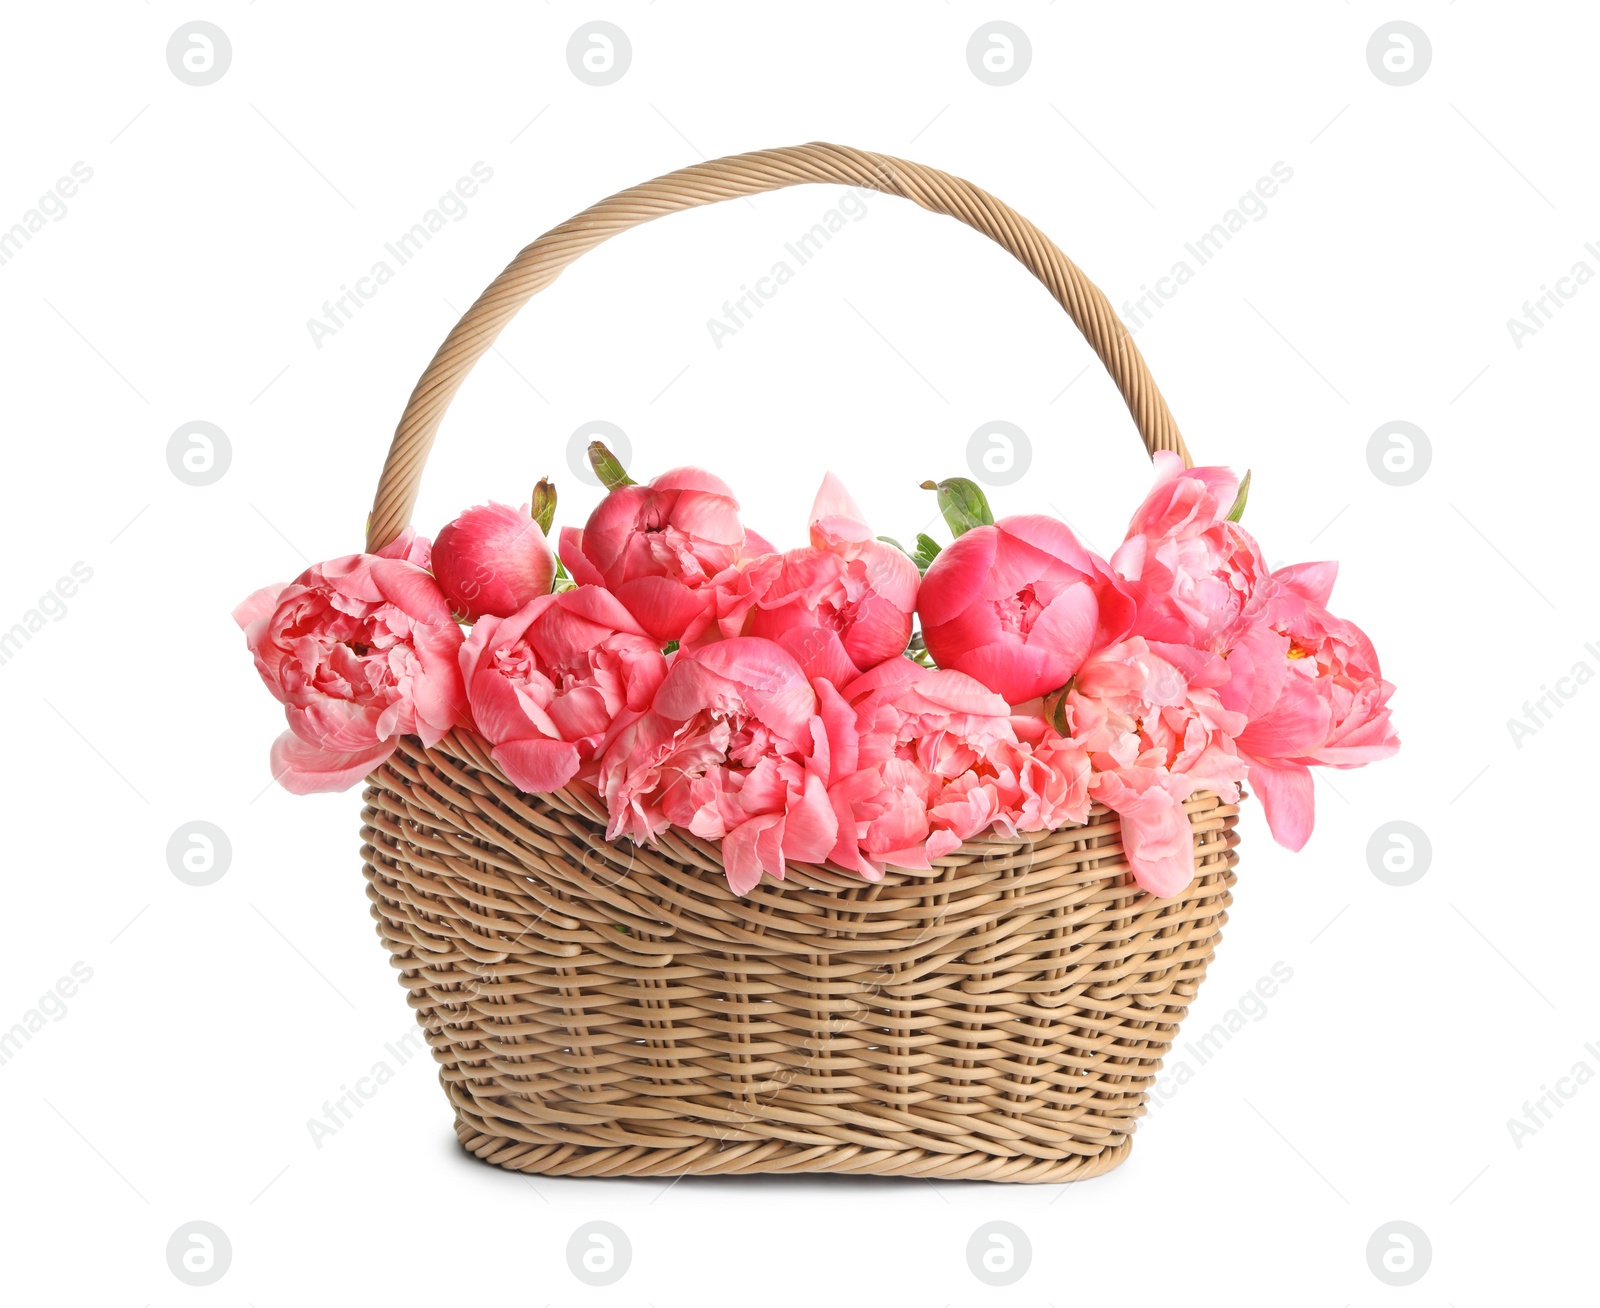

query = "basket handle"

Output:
[[366, 141, 1190, 552]]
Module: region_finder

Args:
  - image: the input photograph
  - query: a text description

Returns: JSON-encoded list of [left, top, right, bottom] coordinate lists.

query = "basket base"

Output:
[[452, 1109, 1135, 1184]]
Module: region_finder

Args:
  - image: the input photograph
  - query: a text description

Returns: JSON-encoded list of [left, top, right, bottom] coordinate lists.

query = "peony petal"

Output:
[[993, 514, 1102, 581], [840, 597, 915, 672], [781, 770, 839, 865], [1093, 773, 1195, 896], [813, 678, 859, 783], [1273, 560, 1339, 608], [493, 738, 582, 795], [1237, 672, 1332, 761], [915, 525, 998, 628], [777, 625, 859, 688], [808, 472, 874, 547], [721, 820, 771, 894], [269, 731, 395, 795], [559, 526, 607, 588], [652, 465, 738, 498], [1027, 581, 1098, 679], [1243, 755, 1315, 852], [233, 583, 285, 630], [940, 638, 1060, 706], [613, 575, 713, 645], [742, 527, 778, 556]]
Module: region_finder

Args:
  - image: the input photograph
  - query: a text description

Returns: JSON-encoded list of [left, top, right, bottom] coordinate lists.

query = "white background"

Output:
[[2, 2, 1593, 1303]]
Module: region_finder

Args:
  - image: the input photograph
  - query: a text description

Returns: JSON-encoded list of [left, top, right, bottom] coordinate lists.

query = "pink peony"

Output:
[[998, 721, 1095, 834], [1219, 564, 1399, 852], [459, 586, 667, 796], [432, 502, 555, 623], [560, 467, 766, 645], [822, 659, 1093, 877], [917, 514, 1135, 705], [1062, 636, 1249, 896], [233, 529, 466, 794], [1111, 451, 1270, 652], [730, 474, 919, 677], [596, 637, 837, 894]]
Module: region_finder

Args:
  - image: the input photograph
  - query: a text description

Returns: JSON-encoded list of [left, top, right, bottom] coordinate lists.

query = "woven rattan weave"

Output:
[[358, 143, 1241, 1182]]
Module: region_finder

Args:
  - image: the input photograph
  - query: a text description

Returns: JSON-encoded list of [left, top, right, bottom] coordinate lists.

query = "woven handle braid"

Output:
[[366, 141, 1189, 551]]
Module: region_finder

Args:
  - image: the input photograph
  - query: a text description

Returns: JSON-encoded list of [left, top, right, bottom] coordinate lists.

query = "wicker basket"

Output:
[[358, 143, 1241, 1183]]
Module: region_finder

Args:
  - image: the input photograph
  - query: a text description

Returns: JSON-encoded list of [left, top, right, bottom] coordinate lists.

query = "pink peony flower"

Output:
[[1218, 564, 1399, 852], [432, 502, 555, 623], [233, 529, 466, 794], [1111, 451, 1270, 652], [596, 637, 837, 894], [560, 467, 765, 645], [994, 723, 1094, 835], [1061, 636, 1249, 896], [459, 586, 667, 796], [729, 474, 920, 677], [824, 659, 1065, 876], [917, 514, 1135, 705]]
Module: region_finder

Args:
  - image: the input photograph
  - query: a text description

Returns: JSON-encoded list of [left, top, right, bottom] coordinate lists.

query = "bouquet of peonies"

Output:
[[236, 446, 1398, 897]]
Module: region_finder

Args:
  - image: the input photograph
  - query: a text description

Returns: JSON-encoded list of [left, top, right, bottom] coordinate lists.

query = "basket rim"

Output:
[[389, 728, 1242, 901]]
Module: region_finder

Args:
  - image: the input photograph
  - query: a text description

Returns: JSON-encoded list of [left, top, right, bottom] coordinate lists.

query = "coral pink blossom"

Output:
[[1111, 451, 1269, 652], [732, 474, 919, 677], [460, 587, 667, 796], [1062, 637, 1248, 895], [823, 659, 1074, 877], [560, 467, 762, 645], [992, 726, 1094, 835], [917, 515, 1135, 705], [432, 501, 555, 623], [597, 638, 837, 894], [1218, 565, 1399, 852], [233, 529, 466, 794]]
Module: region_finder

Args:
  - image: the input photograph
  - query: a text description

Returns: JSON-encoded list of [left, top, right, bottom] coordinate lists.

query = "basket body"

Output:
[[361, 731, 1239, 1182]]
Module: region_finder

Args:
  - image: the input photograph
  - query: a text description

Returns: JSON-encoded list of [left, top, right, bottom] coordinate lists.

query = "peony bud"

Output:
[[587, 441, 635, 491], [432, 501, 555, 623], [531, 478, 557, 535]]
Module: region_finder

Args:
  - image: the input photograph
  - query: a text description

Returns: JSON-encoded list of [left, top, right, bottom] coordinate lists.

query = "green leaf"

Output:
[[663, 640, 680, 656], [915, 533, 942, 563], [877, 534, 909, 553], [552, 557, 577, 593], [588, 441, 636, 491], [920, 477, 994, 538], [531, 477, 557, 535], [1225, 469, 1251, 523]]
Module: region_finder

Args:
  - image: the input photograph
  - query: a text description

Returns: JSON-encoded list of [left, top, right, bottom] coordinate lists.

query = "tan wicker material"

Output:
[[358, 144, 1241, 1182], [363, 733, 1237, 1182], [365, 141, 1189, 554]]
